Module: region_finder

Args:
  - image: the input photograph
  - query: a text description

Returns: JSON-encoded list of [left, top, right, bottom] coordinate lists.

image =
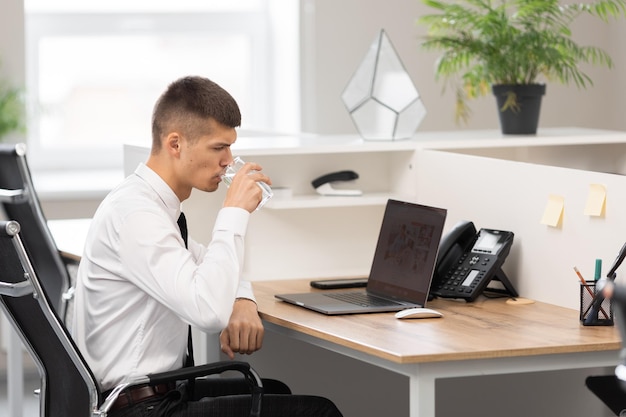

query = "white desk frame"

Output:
[[264, 321, 619, 417]]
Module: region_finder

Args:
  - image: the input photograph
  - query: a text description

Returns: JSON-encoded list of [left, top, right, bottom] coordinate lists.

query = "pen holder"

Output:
[[580, 281, 614, 326]]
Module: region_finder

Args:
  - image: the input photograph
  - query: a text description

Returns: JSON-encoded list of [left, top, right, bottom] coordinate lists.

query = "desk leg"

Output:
[[403, 352, 620, 417], [408, 365, 436, 417]]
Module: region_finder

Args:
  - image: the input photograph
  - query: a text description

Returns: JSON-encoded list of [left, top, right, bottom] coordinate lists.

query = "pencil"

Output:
[[574, 266, 609, 320]]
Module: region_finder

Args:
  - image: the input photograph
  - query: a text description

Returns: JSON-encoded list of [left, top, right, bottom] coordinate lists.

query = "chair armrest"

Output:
[[99, 361, 263, 417], [148, 361, 261, 386]]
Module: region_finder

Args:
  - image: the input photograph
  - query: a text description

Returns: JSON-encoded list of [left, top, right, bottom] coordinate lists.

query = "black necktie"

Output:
[[177, 212, 194, 368], [177, 212, 188, 249]]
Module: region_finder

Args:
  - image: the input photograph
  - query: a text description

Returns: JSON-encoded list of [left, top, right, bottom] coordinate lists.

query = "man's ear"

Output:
[[164, 133, 182, 157]]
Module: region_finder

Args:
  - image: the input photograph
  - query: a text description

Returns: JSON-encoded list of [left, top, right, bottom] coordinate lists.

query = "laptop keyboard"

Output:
[[324, 292, 403, 307]]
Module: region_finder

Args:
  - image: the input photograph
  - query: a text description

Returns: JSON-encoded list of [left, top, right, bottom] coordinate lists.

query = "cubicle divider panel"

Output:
[[413, 148, 626, 310]]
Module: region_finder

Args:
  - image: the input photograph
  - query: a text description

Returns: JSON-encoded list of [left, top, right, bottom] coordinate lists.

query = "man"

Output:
[[71, 76, 342, 417]]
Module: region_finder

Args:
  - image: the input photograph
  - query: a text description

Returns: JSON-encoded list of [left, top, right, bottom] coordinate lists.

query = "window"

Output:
[[24, 0, 300, 171]]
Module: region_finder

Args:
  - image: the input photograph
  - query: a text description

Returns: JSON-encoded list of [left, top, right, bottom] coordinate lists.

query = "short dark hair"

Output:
[[151, 76, 241, 152]]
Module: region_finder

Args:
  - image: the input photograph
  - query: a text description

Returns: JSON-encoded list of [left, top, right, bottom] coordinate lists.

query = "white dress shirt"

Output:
[[71, 163, 255, 391]]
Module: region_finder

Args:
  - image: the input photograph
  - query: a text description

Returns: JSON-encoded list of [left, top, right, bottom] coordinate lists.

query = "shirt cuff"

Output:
[[236, 280, 256, 302], [213, 207, 250, 236]]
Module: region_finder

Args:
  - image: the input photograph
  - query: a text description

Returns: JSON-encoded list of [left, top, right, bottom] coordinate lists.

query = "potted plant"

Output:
[[418, 0, 626, 134], [0, 64, 25, 141]]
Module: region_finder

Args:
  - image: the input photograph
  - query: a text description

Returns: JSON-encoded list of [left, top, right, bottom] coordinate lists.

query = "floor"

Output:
[[0, 352, 40, 417]]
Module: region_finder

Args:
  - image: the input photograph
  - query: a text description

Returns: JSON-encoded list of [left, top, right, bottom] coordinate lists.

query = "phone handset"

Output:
[[311, 170, 362, 196], [434, 220, 477, 282], [432, 221, 517, 301]]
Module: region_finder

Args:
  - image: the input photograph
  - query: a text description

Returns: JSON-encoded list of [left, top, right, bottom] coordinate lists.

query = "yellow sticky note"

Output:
[[584, 183, 606, 216], [541, 194, 564, 227]]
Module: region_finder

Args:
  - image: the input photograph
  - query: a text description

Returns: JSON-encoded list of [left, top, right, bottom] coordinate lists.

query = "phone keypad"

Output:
[[433, 254, 492, 296]]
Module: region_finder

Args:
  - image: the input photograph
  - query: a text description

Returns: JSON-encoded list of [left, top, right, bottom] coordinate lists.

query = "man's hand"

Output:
[[220, 298, 264, 359], [223, 162, 272, 213]]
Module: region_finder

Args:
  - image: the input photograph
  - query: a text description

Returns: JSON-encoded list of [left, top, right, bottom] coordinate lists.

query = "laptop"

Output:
[[275, 199, 447, 314]]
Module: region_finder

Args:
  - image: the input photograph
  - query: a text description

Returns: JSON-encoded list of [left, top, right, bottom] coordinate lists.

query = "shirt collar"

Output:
[[134, 163, 182, 220]]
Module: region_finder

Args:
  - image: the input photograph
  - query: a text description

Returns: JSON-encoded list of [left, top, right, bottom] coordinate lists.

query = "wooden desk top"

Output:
[[253, 279, 622, 364]]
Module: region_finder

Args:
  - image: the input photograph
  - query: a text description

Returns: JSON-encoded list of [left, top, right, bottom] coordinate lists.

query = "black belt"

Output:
[[109, 382, 176, 411]]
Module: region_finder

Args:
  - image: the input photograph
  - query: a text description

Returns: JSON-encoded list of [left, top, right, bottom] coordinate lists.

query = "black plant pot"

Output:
[[492, 84, 546, 135]]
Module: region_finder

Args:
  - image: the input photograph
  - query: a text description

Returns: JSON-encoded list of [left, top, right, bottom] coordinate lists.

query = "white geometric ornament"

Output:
[[341, 29, 426, 141]]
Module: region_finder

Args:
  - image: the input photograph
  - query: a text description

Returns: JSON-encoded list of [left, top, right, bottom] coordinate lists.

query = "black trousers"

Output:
[[109, 377, 343, 417]]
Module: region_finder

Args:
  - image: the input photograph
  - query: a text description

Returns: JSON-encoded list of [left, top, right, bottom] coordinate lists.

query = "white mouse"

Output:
[[394, 307, 443, 319]]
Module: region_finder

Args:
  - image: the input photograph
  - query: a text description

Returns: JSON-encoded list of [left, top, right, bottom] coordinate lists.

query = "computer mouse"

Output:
[[394, 307, 443, 319]]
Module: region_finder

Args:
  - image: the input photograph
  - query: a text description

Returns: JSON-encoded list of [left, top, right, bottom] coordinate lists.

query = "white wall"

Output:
[[0, 1, 24, 85]]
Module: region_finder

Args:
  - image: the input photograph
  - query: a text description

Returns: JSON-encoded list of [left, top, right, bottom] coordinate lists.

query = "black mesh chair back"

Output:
[[0, 220, 99, 416], [0, 143, 72, 320], [0, 219, 264, 417]]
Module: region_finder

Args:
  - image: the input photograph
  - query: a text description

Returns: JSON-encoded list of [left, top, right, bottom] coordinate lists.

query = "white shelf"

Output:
[[125, 128, 626, 211], [420, 128, 626, 150], [264, 192, 410, 209], [231, 128, 626, 156], [231, 134, 420, 156]]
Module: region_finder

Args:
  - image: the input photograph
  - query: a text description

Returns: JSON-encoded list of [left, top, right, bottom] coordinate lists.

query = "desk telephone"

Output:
[[431, 221, 518, 302]]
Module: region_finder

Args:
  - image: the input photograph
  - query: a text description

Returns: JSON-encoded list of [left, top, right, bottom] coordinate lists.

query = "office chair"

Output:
[[0, 220, 263, 417], [0, 143, 75, 323], [585, 288, 626, 416], [585, 243, 626, 416]]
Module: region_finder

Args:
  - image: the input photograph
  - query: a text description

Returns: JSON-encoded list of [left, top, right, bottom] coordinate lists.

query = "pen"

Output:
[[574, 267, 608, 320], [594, 259, 602, 281]]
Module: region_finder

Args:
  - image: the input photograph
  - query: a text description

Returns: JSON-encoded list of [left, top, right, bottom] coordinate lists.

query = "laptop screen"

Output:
[[366, 199, 447, 303]]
